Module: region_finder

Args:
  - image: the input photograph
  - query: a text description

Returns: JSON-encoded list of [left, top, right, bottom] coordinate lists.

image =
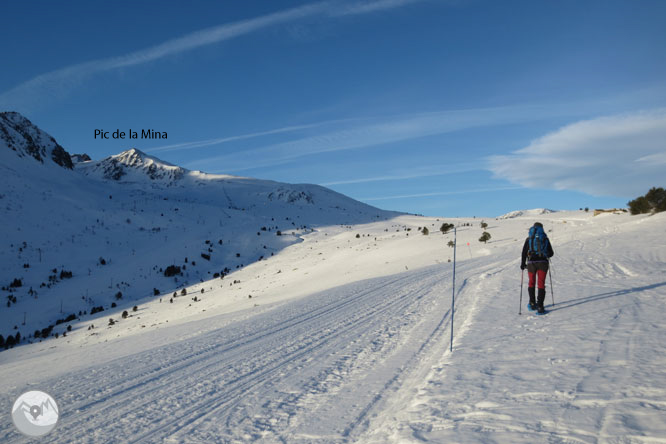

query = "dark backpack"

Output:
[[528, 225, 549, 258]]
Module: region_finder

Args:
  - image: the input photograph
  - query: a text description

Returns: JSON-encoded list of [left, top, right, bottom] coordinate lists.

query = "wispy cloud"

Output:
[[146, 123, 323, 154], [333, 0, 425, 16], [488, 109, 666, 197], [321, 162, 479, 185], [635, 152, 666, 165], [185, 104, 572, 172], [360, 186, 523, 201], [0, 0, 426, 112], [0, 3, 327, 111]]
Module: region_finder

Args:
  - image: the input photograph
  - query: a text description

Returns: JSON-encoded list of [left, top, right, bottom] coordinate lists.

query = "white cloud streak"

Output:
[[145, 123, 323, 154], [360, 186, 523, 201], [635, 152, 666, 165], [321, 162, 479, 185], [488, 109, 666, 197], [0, 3, 328, 111], [185, 104, 571, 172], [0, 0, 426, 111], [333, 0, 425, 16]]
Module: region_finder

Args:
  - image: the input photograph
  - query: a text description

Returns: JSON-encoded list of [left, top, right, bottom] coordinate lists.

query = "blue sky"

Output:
[[2, 0, 665, 217]]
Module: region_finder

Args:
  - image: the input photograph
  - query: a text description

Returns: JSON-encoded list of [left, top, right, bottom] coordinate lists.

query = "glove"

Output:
[[520, 264, 526, 270]]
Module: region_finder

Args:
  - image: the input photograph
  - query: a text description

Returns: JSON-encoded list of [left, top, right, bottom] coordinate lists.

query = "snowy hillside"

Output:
[[1, 198, 665, 442], [498, 208, 556, 219], [0, 112, 398, 353]]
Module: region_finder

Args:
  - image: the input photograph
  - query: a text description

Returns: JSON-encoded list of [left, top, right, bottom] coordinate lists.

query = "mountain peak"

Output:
[[114, 148, 177, 168], [77, 148, 186, 183], [0, 111, 73, 169]]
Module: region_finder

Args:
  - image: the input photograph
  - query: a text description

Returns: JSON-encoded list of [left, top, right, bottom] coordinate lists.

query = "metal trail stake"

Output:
[[451, 227, 457, 352]]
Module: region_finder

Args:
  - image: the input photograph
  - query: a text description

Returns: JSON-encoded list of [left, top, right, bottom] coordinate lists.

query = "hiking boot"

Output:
[[537, 288, 546, 313], [528, 287, 537, 310]]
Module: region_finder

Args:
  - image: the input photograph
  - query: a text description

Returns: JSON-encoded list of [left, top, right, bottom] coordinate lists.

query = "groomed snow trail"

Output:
[[361, 214, 666, 443], [1, 263, 465, 443]]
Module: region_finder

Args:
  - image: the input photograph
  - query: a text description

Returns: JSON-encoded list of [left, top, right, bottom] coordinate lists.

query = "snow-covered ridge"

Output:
[[267, 187, 314, 204], [0, 112, 72, 169], [498, 208, 556, 219], [70, 153, 92, 164], [78, 148, 262, 188], [76, 148, 187, 184]]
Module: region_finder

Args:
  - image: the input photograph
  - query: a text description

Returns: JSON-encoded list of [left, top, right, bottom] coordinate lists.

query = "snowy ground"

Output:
[[1, 210, 665, 443]]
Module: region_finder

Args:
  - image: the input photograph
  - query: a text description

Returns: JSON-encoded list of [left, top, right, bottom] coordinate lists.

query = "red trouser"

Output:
[[527, 262, 549, 289]]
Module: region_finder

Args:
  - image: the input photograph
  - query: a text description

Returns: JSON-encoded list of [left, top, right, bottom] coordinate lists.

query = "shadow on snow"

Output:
[[548, 281, 666, 313]]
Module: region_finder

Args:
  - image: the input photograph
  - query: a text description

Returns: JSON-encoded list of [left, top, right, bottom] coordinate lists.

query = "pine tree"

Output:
[[646, 187, 666, 212], [628, 196, 652, 215], [440, 223, 454, 234], [628, 187, 666, 214], [479, 232, 491, 243]]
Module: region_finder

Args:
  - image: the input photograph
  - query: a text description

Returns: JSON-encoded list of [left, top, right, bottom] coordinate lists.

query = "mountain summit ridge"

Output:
[[0, 112, 389, 216], [77, 147, 188, 184], [0, 111, 73, 169]]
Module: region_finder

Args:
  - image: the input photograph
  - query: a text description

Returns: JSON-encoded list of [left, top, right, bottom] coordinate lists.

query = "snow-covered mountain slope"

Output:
[[76, 148, 187, 183], [1, 209, 664, 443], [70, 153, 91, 164], [498, 208, 556, 219], [0, 113, 399, 351], [0, 112, 73, 170]]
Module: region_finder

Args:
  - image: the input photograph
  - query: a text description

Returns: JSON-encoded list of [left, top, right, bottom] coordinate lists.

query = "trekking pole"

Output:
[[548, 259, 555, 306], [519, 269, 524, 315]]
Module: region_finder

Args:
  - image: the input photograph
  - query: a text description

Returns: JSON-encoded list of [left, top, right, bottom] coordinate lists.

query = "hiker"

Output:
[[520, 222, 554, 313]]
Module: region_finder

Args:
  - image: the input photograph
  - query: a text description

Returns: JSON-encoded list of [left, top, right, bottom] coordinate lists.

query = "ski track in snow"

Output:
[[1, 265, 461, 443]]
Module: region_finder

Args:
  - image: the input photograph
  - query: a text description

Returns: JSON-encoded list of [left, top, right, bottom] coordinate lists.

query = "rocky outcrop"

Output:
[[0, 112, 73, 169]]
